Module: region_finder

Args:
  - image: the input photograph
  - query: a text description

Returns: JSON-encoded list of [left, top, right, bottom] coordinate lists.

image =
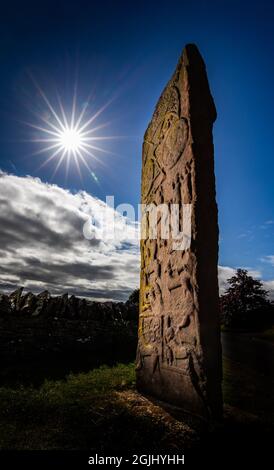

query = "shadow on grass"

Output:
[[0, 363, 198, 452], [0, 357, 273, 459], [0, 344, 137, 387]]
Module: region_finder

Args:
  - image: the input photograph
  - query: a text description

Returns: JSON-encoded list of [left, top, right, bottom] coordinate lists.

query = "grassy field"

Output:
[[258, 326, 274, 343], [0, 358, 273, 451]]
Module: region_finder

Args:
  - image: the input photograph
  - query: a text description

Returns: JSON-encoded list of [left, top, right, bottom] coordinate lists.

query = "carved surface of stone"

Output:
[[136, 44, 222, 420]]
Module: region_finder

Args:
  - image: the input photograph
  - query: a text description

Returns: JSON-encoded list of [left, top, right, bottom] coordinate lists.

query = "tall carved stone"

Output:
[[136, 44, 222, 420]]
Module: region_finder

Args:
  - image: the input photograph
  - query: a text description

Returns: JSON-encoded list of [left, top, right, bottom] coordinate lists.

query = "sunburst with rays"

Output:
[[23, 76, 118, 182]]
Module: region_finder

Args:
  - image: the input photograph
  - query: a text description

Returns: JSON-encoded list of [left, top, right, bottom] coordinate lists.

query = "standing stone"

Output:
[[136, 44, 222, 420]]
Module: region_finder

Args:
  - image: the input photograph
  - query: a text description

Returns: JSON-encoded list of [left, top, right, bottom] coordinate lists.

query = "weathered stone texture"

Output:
[[136, 44, 222, 420]]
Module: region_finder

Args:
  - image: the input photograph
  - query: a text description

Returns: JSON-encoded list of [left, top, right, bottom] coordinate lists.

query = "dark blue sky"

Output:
[[0, 0, 273, 284]]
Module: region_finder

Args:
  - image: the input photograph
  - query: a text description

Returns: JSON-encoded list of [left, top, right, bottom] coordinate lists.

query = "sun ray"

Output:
[[30, 142, 63, 157], [77, 151, 92, 172], [51, 149, 67, 180], [36, 146, 64, 171], [80, 143, 110, 157], [25, 109, 66, 135], [80, 121, 111, 137], [71, 81, 77, 129], [74, 79, 98, 130], [26, 139, 60, 143], [80, 141, 117, 157], [74, 91, 94, 130], [77, 98, 114, 134], [72, 148, 83, 182], [65, 150, 71, 182], [26, 79, 119, 181], [78, 144, 108, 167], [82, 135, 124, 141], [57, 92, 69, 129], [22, 121, 61, 138], [29, 74, 66, 131], [18, 85, 64, 135]]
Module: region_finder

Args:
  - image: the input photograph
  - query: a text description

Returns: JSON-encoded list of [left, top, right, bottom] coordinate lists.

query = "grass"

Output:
[[258, 326, 274, 344], [222, 357, 274, 423], [0, 363, 136, 450], [0, 358, 273, 450]]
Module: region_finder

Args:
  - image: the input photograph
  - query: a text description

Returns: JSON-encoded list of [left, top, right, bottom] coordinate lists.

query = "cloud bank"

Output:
[[0, 172, 273, 301], [0, 172, 139, 301]]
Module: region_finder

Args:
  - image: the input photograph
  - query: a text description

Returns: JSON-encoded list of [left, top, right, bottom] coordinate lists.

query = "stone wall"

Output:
[[0, 288, 138, 383]]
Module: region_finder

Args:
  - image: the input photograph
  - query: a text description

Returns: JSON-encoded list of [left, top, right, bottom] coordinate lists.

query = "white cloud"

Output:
[[241, 268, 262, 279], [0, 172, 140, 301], [264, 281, 274, 300], [259, 220, 274, 230], [218, 266, 236, 294], [260, 255, 274, 266], [0, 171, 273, 303]]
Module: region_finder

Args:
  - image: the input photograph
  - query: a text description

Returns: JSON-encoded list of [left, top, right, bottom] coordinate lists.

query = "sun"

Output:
[[59, 128, 82, 152], [24, 76, 117, 182]]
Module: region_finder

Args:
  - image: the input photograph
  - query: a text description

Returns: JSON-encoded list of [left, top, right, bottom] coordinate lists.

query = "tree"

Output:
[[220, 269, 273, 329], [128, 288, 140, 306]]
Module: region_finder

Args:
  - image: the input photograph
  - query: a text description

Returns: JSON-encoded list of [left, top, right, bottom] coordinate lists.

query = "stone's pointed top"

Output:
[[181, 43, 206, 68], [166, 43, 216, 122], [144, 43, 216, 146], [171, 44, 206, 70]]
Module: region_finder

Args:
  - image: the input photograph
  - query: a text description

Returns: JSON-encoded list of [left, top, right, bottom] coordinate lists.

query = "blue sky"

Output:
[[0, 0, 273, 298]]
